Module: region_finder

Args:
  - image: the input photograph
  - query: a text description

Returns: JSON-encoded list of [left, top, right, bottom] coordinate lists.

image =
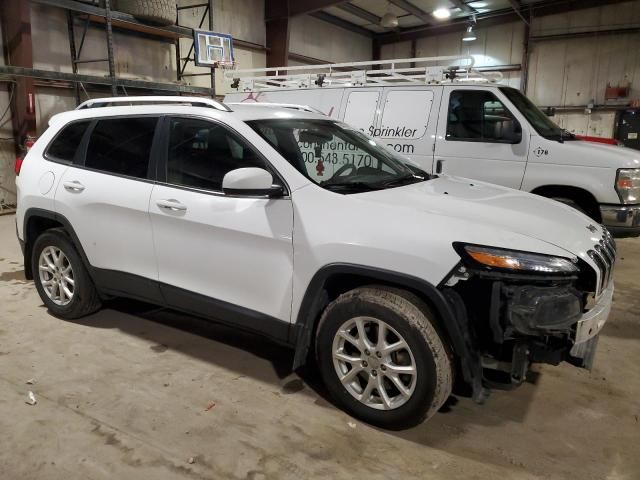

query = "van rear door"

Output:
[[370, 87, 441, 174], [340, 89, 382, 133], [434, 86, 529, 189]]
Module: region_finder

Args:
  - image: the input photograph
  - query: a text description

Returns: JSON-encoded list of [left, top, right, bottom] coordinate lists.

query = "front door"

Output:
[[148, 116, 294, 339], [434, 87, 529, 189]]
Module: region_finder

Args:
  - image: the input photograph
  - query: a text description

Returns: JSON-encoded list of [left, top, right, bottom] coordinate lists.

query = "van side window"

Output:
[[85, 117, 158, 178], [46, 120, 91, 163], [166, 117, 267, 192], [446, 90, 519, 143]]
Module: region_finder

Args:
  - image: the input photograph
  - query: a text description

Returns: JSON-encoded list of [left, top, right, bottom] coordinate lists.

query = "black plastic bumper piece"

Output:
[[503, 284, 582, 336]]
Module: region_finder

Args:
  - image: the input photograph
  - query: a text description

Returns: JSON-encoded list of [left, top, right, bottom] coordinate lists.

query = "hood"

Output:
[[538, 136, 640, 169], [355, 176, 604, 258]]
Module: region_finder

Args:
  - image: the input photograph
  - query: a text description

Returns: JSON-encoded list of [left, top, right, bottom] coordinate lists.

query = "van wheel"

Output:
[[32, 229, 101, 319], [551, 196, 588, 216], [315, 286, 452, 429]]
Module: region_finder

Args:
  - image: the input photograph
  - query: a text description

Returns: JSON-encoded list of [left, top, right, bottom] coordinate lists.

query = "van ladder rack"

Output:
[[224, 56, 503, 92], [75, 96, 231, 111]]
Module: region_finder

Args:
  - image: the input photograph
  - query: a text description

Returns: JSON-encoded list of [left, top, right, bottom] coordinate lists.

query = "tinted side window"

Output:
[[446, 90, 518, 142], [46, 121, 91, 162], [85, 117, 158, 178], [167, 117, 266, 191]]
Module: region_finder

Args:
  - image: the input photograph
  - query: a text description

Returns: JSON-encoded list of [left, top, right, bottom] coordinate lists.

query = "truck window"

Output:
[[343, 91, 379, 134], [446, 90, 519, 143], [379, 90, 433, 139]]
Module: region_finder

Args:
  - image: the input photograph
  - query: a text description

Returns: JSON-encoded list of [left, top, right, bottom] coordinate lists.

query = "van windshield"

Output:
[[247, 119, 430, 193], [499, 87, 575, 141]]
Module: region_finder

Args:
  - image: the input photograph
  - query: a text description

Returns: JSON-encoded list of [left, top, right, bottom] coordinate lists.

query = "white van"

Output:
[[225, 56, 640, 237]]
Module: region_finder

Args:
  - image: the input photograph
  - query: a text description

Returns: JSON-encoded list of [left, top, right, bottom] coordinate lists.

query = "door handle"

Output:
[[435, 159, 445, 174], [63, 180, 85, 192], [156, 199, 187, 212]]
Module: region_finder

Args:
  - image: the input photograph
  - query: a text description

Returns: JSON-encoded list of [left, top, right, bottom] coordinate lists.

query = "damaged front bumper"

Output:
[[567, 282, 613, 369]]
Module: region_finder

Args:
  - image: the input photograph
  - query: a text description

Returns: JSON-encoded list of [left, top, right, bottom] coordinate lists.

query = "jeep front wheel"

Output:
[[316, 286, 452, 429]]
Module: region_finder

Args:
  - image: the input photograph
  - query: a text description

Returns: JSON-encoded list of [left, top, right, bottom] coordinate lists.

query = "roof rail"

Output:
[[224, 56, 503, 92], [227, 102, 325, 114], [76, 96, 231, 112]]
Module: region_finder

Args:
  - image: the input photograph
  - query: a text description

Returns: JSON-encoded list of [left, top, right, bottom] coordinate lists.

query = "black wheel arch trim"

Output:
[[22, 208, 95, 282], [291, 263, 484, 399]]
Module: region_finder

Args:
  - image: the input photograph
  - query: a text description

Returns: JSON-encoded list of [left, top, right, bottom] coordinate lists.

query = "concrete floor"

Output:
[[0, 213, 639, 480]]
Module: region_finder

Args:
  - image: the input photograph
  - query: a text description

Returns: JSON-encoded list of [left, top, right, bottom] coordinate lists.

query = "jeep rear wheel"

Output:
[[316, 286, 452, 429], [32, 229, 101, 319]]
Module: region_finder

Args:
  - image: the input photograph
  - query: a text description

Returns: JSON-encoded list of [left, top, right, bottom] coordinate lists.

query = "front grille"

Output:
[[587, 229, 616, 294]]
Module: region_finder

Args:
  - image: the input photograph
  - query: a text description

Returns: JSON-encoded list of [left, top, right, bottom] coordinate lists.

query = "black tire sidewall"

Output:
[[316, 296, 439, 429], [31, 231, 95, 318]]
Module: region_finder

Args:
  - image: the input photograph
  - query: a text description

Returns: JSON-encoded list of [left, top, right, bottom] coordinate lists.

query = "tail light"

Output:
[[15, 156, 24, 175]]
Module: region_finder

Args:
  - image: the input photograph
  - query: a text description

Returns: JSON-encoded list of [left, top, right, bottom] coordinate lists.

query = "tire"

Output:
[[315, 286, 452, 429], [116, 0, 176, 26], [32, 229, 102, 319], [551, 196, 588, 216]]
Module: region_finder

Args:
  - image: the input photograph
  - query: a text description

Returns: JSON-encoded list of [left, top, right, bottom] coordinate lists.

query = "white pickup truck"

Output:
[[225, 56, 640, 238]]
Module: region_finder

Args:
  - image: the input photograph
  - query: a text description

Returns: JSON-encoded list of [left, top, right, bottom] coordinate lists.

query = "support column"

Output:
[[0, 0, 37, 154], [265, 0, 290, 70], [372, 39, 381, 70]]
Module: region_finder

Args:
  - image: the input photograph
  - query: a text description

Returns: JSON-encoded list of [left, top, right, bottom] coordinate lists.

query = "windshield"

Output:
[[499, 87, 574, 141], [247, 119, 430, 193]]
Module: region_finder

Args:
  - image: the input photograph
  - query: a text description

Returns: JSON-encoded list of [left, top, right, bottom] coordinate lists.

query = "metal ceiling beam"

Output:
[[309, 11, 374, 37], [388, 0, 433, 25], [449, 0, 476, 15], [375, 0, 632, 44], [338, 3, 381, 25], [266, 0, 350, 20], [508, 0, 530, 25]]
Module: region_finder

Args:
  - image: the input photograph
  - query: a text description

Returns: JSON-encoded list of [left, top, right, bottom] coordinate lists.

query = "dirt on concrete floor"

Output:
[[0, 213, 638, 480]]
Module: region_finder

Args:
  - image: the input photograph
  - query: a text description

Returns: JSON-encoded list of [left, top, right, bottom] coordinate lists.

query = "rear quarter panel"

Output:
[[16, 126, 69, 239]]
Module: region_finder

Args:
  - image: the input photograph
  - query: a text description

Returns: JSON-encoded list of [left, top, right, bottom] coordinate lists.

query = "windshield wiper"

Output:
[[322, 181, 382, 193], [373, 174, 426, 188]]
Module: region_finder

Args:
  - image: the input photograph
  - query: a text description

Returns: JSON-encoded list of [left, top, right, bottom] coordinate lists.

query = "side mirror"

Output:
[[222, 167, 284, 197], [496, 119, 522, 144]]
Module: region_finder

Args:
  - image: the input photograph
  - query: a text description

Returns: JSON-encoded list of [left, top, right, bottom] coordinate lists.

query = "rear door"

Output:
[[434, 86, 529, 188], [374, 87, 441, 173], [55, 115, 161, 301], [339, 89, 382, 134]]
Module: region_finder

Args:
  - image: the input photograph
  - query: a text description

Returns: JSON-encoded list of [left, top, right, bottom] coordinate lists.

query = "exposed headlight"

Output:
[[455, 244, 579, 274], [615, 168, 640, 204]]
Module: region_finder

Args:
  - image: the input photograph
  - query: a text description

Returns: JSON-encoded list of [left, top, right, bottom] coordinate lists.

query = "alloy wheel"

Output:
[[332, 316, 417, 410]]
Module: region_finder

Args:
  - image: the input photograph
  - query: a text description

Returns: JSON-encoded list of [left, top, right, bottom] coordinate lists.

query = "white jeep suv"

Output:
[[16, 97, 615, 429]]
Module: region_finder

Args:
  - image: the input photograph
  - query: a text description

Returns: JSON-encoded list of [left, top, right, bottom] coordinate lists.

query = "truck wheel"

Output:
[[116, 0, 177, 26], [552, 196, 588, 216], [315, 286, 452, 429], [32, 229, 102, 319]]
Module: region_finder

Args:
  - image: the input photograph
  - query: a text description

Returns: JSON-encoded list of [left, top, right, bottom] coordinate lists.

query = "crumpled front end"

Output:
[[441, 230, 616, 399]]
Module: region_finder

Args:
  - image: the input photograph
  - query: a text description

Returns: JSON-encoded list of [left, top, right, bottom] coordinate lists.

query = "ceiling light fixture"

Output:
[[462, 25, 477, 42], [432, 8, 451, 19], [380, 1, 399, 28], [381, 12, 399, 28]]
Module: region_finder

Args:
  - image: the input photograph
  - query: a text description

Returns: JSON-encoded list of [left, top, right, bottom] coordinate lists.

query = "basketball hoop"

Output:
[[193, 30, 235, 69]]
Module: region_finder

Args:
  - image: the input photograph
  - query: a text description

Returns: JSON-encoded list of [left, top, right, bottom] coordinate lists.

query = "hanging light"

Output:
[[381, 11, 399, 28], [462, 24, 477, 42], [380, 1, 399, 28]]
